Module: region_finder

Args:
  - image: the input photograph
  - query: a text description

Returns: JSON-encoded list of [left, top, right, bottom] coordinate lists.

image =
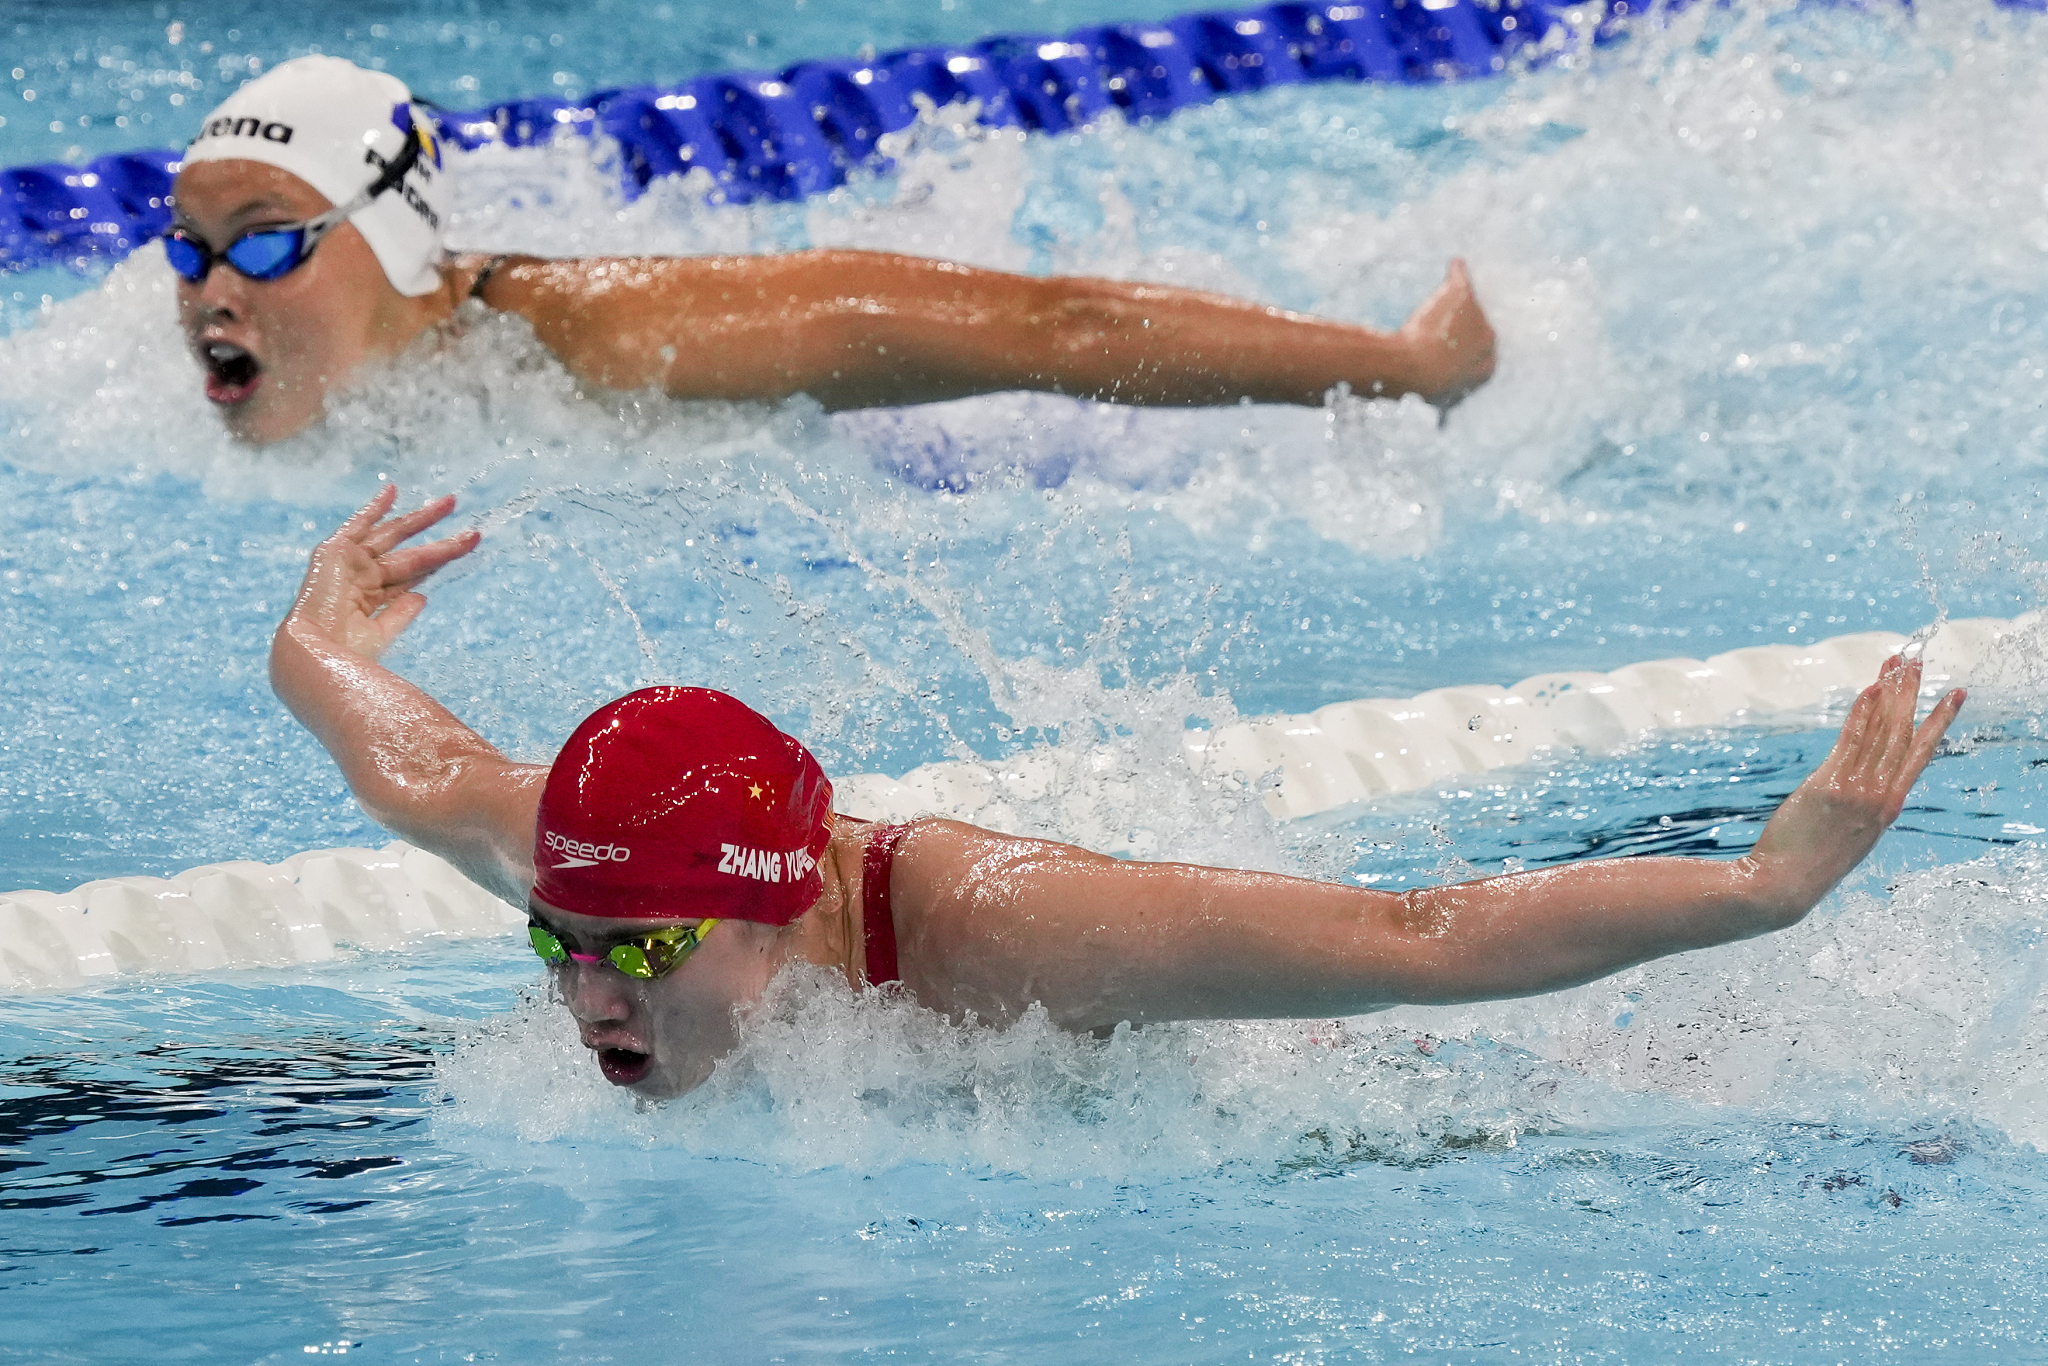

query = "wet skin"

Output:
[[174, 162, 1495, 444], [171, 160, 457, 443]]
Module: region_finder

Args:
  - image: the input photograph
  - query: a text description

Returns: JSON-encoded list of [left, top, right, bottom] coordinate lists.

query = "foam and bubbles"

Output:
[[434, 840, 2047, 1173], [437, 966, 1581, 1177]]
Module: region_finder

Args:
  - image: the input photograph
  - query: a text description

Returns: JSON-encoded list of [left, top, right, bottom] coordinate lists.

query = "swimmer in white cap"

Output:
[[173, 56, 1497, 444], [270, 487, 1965, 1099]]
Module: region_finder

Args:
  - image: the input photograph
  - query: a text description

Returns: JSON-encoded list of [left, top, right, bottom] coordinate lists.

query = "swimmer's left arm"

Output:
[[469, 251, 1496, 412], [896, 825, 1782, 1027], [896, 658, 1961, 1029], [270, 486, 545, 904]]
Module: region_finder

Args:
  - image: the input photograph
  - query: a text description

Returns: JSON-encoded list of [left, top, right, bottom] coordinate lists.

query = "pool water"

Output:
[[4, 0, 2048, 1360]]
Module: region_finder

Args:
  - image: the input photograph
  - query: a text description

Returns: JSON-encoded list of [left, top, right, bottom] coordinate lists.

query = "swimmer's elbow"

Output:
[[352, 746, 501, 843]]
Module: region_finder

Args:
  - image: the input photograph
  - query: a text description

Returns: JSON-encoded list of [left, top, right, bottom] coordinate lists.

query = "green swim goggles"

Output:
[[527, 918, 720, 980]]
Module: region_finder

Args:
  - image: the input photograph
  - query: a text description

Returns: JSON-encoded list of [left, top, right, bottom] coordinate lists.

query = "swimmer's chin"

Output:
[[208, 386, 331, 446]]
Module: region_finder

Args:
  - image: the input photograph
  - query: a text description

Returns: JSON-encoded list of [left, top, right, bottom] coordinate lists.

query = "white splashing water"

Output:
[[435, 966, 1580, 1177], [4, 0, 2045, 1162], [436, 841, 2046, 1173]]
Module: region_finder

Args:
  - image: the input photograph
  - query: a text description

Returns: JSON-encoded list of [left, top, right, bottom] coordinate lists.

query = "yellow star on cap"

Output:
[[749, 783, 764, 800]]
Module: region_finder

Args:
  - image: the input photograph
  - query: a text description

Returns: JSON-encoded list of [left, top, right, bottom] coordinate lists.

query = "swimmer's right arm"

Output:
[[269, 486, 545, 905]]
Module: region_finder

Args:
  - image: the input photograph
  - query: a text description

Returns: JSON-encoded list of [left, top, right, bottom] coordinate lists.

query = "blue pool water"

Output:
[[5, 0, 2048, 1360]]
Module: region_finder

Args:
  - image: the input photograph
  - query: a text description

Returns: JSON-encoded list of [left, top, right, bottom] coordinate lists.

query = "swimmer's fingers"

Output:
[[1809, 669, 1882, 790], [375, 528, 481, 591], [1845, 655, 1914, 789], [1817, 655, 1961, 817], [1403, 257, 1496, 412], [1855, 655, 1932, 782], [1884, 684, 1966, 822], [360, 492, 459, 558], [1828, 655, 1920, 794], [367, 590, 430, 648], [335, 484, 399, 543]]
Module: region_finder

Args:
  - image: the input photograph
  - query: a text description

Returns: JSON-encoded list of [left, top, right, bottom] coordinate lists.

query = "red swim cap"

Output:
[[532, 687, 834, 924]]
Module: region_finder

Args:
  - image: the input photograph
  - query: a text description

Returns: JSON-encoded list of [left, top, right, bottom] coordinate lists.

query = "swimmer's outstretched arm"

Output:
[[897, 658, 1963, 1030], [269, 486, 543, 904], [466, 251, 1495, 413]]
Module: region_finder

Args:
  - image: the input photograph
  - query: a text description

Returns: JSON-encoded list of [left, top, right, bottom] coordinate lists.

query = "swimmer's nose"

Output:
[[190, 261, 251, 317], [186, 289, 238, 333], [559, 957, 635, 1025]]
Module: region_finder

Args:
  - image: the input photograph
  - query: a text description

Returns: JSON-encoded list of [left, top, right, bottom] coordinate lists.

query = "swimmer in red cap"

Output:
[[272, 488, 1965, 1098], [175, 57, 1494, 444]]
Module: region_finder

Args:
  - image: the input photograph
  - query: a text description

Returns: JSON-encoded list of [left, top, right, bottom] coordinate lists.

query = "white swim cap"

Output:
[[182, 56, 448, 297]]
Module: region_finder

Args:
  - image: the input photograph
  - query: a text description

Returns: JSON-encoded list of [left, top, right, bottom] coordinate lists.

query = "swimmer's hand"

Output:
[[270, 486, 541, 908], [1741, 654, 1965, 918], [282, 485, 480, 661], [1398, 258, 1496, 413]]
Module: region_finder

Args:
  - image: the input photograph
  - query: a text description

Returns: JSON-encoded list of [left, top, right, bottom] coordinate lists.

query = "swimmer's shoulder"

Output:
[[449, 253, 664, 317], [452, 253, 523, 308]]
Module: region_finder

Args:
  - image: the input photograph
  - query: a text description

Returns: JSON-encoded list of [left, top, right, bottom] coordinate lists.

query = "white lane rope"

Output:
[[4, 613, 2036, 992], [0, 843, 522, 992], [838, 614, 2037, 821]]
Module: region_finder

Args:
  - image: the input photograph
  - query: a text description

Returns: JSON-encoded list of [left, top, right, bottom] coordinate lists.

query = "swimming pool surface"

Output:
[[4, 0, 2046, 1361]]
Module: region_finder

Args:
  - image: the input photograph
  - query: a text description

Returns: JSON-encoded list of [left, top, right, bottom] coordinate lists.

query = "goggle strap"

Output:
[[364, 116, 426, 199]]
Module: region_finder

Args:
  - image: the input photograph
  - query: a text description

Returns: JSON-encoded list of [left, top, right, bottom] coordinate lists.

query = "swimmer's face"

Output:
[[531, 900, 785, 1099], [171, 160, 438, 444]]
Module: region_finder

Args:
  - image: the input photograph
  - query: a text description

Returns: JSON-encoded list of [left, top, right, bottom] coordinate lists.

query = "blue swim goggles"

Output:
[[163, 115, 427, 284]]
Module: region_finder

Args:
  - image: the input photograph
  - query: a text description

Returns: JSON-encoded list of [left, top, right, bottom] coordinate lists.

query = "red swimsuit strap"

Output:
[[861, 822, 912, 986]]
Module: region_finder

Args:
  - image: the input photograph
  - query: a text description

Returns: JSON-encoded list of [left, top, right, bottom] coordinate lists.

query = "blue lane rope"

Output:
[[0, 0, 1586, 275], [5, 0, 2022, 275]]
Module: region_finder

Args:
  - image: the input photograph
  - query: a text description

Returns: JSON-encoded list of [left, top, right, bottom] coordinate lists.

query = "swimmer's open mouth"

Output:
[[597, 1047, 653, 1086], [203, 342, 263, 405]]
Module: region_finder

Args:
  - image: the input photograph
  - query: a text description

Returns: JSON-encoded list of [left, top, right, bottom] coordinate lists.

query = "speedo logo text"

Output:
[[718, 844, 816, 883], [544, 830, 630, 869]]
